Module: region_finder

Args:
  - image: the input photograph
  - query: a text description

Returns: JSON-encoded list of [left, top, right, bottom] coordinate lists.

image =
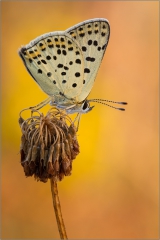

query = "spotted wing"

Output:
[[65, 18, 110, 102], [19, 33, 84, 104]]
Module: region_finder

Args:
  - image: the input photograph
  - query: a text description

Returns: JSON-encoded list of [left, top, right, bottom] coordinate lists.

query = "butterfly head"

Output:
[[81, 100, 94, 113], [65, 99, 94, 114]]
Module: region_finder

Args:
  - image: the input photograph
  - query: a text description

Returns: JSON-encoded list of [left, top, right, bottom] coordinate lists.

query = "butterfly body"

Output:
[[19, 18, 110, 114]]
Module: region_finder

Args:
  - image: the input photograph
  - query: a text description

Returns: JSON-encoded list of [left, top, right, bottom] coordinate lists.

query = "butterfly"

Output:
[[19, 18, 127, 116]]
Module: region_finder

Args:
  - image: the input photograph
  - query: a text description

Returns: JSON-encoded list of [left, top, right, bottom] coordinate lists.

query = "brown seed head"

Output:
[[19, 108, 80, 182]]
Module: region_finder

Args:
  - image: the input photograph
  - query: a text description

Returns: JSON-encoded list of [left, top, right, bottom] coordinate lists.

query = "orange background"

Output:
[[1, 1, 159, 239]]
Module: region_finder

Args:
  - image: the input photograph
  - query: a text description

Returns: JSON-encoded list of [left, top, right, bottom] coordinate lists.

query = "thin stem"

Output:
[[50, 178, 68, 239]]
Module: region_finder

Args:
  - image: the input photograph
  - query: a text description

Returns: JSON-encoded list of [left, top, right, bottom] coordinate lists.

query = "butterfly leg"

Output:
[[29, 97, 51, 111], [19, 97, 51, 117], [73, 113, 82, 132]]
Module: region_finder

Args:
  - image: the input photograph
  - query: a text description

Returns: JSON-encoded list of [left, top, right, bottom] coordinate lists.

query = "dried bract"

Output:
[[19, 108, 80, 182]]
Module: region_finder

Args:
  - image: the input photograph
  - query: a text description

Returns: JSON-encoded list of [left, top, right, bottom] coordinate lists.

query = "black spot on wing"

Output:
[[75, 59, 81, 64], [62, 50, 67, 55], [82, 46, 87, 52], [41, 59, 47, 64], [93, 40, 98, 46], [101, 32, 106, 37], [84, 68, 90, 73], [47, 72, 52, 77], [79, 33, 85, 37], [57, 49, 61, 55], [64, 66, 69, 70], [88, 40, 92, 45], [57, 63, 63, 68], [38, 69, 42, 74], [48, 44, 54, 48], [46, 55, 51, 60], [75, 72, 80, 77], [72, 83, 77, 88], [68, 47, 73, 51], [86, 57, 95, 62]]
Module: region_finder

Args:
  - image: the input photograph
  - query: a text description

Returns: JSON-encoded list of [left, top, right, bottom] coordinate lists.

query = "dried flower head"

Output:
[[19, 108, 80, 182]]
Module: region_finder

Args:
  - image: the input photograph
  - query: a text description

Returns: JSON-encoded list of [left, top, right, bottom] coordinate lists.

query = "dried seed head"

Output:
[[19, 108, 80, 182]]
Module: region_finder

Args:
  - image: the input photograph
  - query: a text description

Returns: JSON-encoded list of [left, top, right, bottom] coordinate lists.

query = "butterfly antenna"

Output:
[[88, 99, 127, 111]]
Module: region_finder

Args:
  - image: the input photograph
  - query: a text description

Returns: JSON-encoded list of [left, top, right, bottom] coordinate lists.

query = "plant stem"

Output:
[[50, 178, 68, 239]]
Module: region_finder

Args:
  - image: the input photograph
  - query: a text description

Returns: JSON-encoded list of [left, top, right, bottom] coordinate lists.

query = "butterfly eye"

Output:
[[81, 101, 94, 113], [82, 101, 89, 110]]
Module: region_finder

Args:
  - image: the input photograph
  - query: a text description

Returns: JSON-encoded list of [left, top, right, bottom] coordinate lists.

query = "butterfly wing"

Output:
[[19, 33, 84, 104], [19, 18, 110, 106], [65, 18, 110, 102]]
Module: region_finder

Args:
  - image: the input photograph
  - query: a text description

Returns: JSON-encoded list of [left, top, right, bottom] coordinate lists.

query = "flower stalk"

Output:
[[50, 178, 68, 239]]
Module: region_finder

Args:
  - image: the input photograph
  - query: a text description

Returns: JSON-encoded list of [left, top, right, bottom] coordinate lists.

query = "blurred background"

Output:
[[1, 1, 159, 239]]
